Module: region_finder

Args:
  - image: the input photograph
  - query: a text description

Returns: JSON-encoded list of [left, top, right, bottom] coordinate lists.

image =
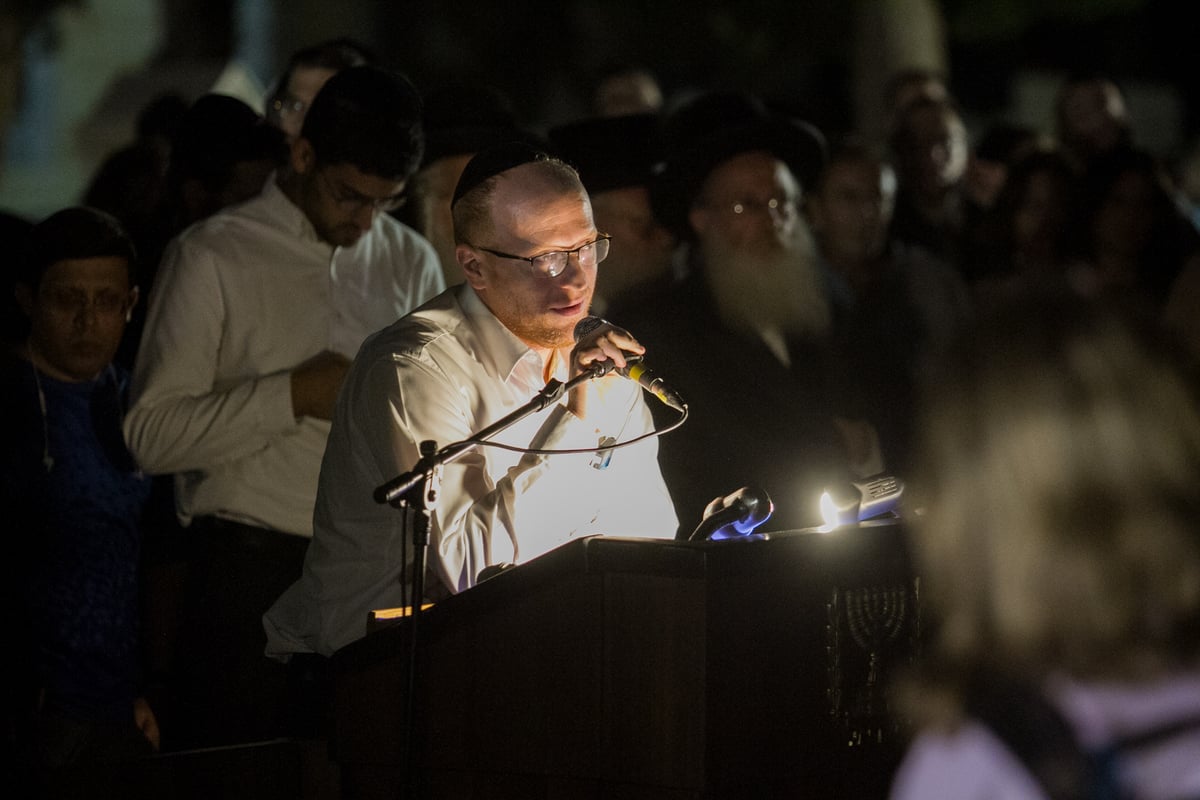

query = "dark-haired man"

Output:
[[2, 208, 158, 765], [125, 66, 444, 746], [265, 143, 677, 659]]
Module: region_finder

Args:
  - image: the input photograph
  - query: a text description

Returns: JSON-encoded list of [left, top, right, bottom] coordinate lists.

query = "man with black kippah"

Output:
[[124, 66, 445, 747], [265, 141, 677, 660]]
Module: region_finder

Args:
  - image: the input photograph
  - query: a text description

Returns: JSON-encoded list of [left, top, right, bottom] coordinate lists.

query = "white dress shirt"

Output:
[[124, 177, 446, 537], [264, 284, 679, 657]]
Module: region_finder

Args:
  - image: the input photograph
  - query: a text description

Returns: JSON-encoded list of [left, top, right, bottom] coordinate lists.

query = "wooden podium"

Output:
[[331, 521, 918, 799]]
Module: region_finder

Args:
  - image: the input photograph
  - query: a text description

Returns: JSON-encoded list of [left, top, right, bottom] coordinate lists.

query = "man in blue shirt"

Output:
[[2, 207, 156, 766]]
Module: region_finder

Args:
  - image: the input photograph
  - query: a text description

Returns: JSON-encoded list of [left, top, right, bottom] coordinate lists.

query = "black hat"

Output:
[[548, 112, 659, 195], [170, 94, 285, 185], [420, 85, 538, 167], [649, 90, 826, 239], [451, 140, 552, 209]]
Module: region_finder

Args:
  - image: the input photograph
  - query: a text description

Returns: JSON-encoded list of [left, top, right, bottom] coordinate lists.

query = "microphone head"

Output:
[[573, 315, 609, 342], [729, 485, 774, 533], [692, 485, 774, 541]]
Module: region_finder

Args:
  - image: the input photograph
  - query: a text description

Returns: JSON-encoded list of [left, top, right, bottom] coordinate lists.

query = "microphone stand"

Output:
[[373, 368, 597, 797]]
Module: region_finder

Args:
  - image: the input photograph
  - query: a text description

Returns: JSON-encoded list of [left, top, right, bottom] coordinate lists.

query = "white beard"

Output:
[[701, 218, 832, 347]]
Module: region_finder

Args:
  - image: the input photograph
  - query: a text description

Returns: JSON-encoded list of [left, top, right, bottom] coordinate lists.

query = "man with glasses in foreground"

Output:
[[265, 142, 678, 662], [124, 66, 444, 748]]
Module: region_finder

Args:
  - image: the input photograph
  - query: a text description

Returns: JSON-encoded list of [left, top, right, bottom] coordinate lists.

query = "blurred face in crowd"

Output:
[[459, 163, 599, 352], [1012, 168, 1072, 266], [808, 155, 896, 272], [690, 151, 830, 340], [270, 65, 337, 142], [690, 151, 803, 257], [18, 256, 136, 382], [288, 139, 406, 248], [588, 185, 675, 310], [1059, 79, 1128, 160], [896, 103, 968, 198]]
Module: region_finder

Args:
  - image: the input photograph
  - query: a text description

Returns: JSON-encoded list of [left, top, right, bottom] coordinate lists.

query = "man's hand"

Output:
[[290, 350, 352, 421], [568, 321, 645, 419]]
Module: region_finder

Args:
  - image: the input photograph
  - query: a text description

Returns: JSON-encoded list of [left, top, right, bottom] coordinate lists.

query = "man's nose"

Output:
[[558, 252, 590, 287]]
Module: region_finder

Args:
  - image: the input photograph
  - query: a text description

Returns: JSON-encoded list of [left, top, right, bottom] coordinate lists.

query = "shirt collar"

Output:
[[262, 171, 326, 245], [457, 285, 552, 385]]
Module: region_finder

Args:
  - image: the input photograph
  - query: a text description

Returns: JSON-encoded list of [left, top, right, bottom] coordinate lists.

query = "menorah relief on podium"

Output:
[[825, 579, 920, 747]]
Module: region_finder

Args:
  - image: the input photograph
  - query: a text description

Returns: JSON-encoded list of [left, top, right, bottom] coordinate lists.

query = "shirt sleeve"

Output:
[[123, 235, 298, 474]]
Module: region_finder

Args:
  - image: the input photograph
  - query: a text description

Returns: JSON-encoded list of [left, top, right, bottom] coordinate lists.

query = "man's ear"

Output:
[[289, 137, 317, 176], [457, 244, 486, 290], [125, 286, 140, 322]]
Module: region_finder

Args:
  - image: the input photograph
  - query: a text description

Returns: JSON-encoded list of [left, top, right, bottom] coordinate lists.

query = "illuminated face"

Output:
[[690, 151, 802, 257], [297, 159, 406, 248], [21, 256, 136, 382], [459, 164, 598, 352]]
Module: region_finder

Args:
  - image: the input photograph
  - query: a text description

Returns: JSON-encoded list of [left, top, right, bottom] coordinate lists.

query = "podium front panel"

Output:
[[332, 523, 916, 798]]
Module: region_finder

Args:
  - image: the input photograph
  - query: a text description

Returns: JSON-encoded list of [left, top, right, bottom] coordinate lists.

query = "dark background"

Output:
[[2, 0, 1197, 217]]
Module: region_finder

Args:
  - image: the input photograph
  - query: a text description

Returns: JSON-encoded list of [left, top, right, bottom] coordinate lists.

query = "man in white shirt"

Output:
[[265, 142, 678, 660], [124, 66, 445, 747]]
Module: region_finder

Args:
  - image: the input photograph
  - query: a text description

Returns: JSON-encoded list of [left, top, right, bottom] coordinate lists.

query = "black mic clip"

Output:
[[587, 354, 644, 380]]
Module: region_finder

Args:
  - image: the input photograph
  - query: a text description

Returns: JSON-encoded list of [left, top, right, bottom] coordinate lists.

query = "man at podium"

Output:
[[264, 143, 678, 663]]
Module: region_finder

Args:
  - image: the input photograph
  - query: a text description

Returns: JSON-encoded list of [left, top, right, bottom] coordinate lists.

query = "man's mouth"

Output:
[[552, 301, 585, 317]]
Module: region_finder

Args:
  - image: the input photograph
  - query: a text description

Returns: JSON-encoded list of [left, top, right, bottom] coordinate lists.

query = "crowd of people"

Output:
[[3, 34, 1200, 797]]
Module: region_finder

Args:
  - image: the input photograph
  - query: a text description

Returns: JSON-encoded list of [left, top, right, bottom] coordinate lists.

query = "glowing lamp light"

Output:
[[819, 487, 858, 531], [818, 475, 905, 531], [819, 490, 839, 530]]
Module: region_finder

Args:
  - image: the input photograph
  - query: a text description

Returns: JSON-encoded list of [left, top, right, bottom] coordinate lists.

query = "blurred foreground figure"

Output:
[[891, 293, 1200, 799]]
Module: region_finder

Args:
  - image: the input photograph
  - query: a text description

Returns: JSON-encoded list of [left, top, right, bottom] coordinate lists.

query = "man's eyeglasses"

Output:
[[269, 94, 307, 122], [473, 235, 611, 278], [318, 170, 406, 214], [707, 196, 798, 217]]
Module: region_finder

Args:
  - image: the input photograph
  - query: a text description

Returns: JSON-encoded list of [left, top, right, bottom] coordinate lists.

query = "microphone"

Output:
[[572, 316, 687, 412], [686, 486, 774, 542]]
